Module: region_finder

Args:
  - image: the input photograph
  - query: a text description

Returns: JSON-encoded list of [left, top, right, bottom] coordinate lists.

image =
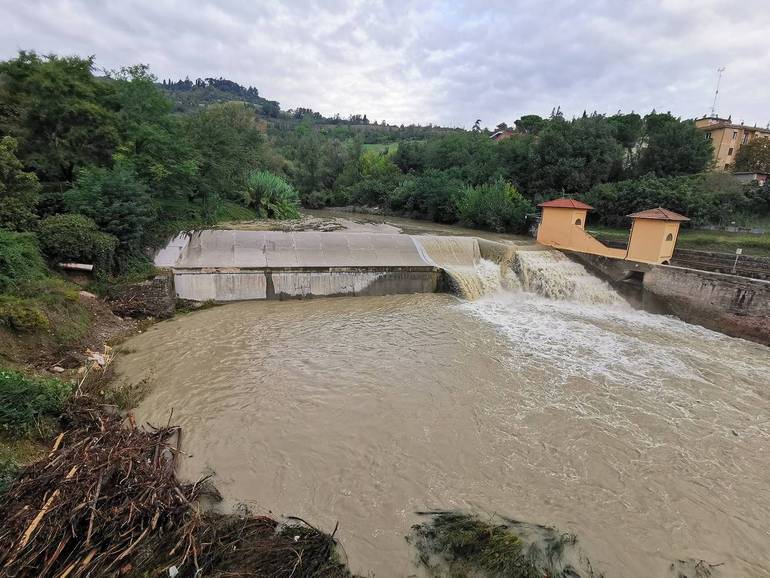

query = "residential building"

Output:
[[695, 116, 770, 171], [489, 129, 514, 141]]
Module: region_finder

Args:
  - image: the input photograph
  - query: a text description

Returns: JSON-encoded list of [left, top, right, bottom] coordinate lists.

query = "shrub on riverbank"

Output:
[[246, 170, 302, 219], [37, 214, 118, 274], [458, 180, 534, 233], [0, 231, 47, 294], [0, 370, 72, 437]]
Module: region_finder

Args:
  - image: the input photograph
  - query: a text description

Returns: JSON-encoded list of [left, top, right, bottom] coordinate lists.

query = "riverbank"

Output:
[[0, 290, 359, 576]]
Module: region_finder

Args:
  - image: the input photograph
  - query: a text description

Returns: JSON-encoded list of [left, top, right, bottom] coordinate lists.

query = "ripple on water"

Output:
[[115, 293, 770, 578]]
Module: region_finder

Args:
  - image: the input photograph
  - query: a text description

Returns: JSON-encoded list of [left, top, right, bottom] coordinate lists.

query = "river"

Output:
[[115, 215, 770, 577]]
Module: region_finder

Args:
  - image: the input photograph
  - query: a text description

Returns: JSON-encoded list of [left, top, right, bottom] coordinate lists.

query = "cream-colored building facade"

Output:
[[695, 116, 770, 171]]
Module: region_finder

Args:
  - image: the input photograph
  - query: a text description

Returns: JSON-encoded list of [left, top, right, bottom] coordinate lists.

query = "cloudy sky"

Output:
[[2, 0, 769, 128]]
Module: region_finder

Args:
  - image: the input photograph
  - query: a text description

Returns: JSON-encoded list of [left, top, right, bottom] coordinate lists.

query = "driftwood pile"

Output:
[[0, 400, 353, 577]]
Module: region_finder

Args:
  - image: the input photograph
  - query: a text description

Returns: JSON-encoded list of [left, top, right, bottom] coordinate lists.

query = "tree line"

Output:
[[2, 50, 769, 284]]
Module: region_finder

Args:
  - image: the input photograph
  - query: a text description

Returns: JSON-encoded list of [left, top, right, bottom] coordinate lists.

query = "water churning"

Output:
[[118, 234, 770, 577]]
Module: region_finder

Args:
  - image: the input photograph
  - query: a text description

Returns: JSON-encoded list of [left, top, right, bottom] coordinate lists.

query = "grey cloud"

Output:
[[1, 0, 769, 127]]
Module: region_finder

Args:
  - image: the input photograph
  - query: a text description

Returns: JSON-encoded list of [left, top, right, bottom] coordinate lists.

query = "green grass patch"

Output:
[[214, 200, 258, 222], [0, 369, 72, 437], [362, 142, 398, 154], [589, 226, 770, 256]]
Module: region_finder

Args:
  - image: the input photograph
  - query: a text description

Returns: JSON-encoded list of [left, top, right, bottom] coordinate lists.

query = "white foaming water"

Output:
[[513, 250, 626, 305], [443, 259, 502, 300]]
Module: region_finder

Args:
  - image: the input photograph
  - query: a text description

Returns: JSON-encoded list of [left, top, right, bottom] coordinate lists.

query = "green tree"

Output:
[[390, 170, 463, 222], [514, 114, 546, 135], [528, 115, 623, 197], [37, 214, 117, 273], [637, 112, 713, 176], [63, 162, 155, 256], [184, 102, 263, 217], [458, 179, 533, 233], [0, 51, 119, 186], [0, 136, 41, 231], [111, 65, 199, 199], [733, 137, 770, 173]]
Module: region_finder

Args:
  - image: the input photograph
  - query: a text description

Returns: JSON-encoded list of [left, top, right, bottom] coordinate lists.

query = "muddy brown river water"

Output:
[[117, 218, 770, 577]]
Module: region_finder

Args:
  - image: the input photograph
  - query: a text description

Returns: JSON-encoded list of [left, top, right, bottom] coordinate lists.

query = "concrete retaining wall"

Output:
[[643, 266, 770, 345], [173, 267, 439, 301], [569, 250, 770, 346]]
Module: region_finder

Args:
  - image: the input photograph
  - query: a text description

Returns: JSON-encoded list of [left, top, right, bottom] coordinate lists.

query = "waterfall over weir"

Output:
[[156, 230, 623, 305], [411, 235, 623, 304]]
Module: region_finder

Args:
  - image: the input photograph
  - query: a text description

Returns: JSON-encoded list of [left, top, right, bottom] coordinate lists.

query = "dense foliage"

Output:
[[0, 369, 71, 436], [37, 214, 118, 273], [0, 48, 767, 296], [733, 137, 770, 174], [0, 136, 41, 231], [581, 172, 770, 227]]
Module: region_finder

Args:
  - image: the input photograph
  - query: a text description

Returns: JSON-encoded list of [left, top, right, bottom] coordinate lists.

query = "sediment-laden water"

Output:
[[116, 249, 770, 577]]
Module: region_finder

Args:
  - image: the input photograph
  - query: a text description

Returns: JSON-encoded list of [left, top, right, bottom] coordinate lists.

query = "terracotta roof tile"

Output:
[[537, 198, 594, 210], [627, 207, 689, 221]]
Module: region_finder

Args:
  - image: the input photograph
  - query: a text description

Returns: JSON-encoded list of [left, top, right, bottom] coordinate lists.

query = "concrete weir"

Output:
[[155, 230, 504, 301]]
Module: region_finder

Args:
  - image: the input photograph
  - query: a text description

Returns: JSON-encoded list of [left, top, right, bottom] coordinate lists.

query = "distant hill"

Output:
[[158, 76, 464, 142], [159, 77, 281, 116]]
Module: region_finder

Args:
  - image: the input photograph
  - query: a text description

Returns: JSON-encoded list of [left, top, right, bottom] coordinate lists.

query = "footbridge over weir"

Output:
[[155, 230, 514, 301]]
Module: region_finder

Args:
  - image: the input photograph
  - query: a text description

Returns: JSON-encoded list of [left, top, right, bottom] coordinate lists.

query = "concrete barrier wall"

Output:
[[174, 268, 439, 301], [568, 250, 770, 346], [643, 266, 770, 345], [160, 231, 454, 301]]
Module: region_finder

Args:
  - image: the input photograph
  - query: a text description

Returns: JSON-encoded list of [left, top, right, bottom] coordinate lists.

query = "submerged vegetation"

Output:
[[408, 511, 602, 578]]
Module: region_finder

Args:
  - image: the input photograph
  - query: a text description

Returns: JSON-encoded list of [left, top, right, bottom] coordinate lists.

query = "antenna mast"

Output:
[[710, 66, 726, 117]]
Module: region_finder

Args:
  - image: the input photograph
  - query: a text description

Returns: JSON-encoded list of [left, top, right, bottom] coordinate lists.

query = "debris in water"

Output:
[[0, 399, 356, 577], [670, 559, 724, 577], [407, 511, 603, 578]]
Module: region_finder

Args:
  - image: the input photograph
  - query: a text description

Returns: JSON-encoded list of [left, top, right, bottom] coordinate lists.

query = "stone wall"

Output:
[[643, 266, 770, 345], [568, 250, 770, 346]]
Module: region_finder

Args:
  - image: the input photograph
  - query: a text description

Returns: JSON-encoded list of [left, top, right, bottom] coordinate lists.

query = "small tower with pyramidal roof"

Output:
[[626, 207, 689, 264]]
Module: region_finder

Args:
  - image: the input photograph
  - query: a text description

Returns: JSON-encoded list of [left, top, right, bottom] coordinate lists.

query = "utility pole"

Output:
[[710, 66, 726, 117]]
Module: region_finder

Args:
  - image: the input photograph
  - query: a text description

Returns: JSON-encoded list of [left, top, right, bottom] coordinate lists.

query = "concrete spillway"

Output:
[[156, 230, 504, 301]]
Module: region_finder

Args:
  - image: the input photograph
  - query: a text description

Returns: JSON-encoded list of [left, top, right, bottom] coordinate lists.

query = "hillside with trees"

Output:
[[1, 50, 768, 309]]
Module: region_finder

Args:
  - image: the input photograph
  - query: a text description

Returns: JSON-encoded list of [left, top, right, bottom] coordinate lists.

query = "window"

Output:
[[705, 132, 712, 140], [743, 132, 750, 144], [732, 131, 738, 140], [574, 218, 582, 226], [665, 233, 673, 241], [728, 147, 734, 156], [724, 163, 730, 170]]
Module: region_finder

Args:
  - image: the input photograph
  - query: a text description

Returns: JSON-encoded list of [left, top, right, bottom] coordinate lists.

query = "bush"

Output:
[[0, 230, 48, 294], [0, 296, 49, 332], [390, 170, 463, 223], [37, 213, 118, 274], [581, 172, 764, 227], [246, 170, 301, 219], [458, 179, 534, 233], [0, 369, 71, 437], [64, 162, 156, 255]]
